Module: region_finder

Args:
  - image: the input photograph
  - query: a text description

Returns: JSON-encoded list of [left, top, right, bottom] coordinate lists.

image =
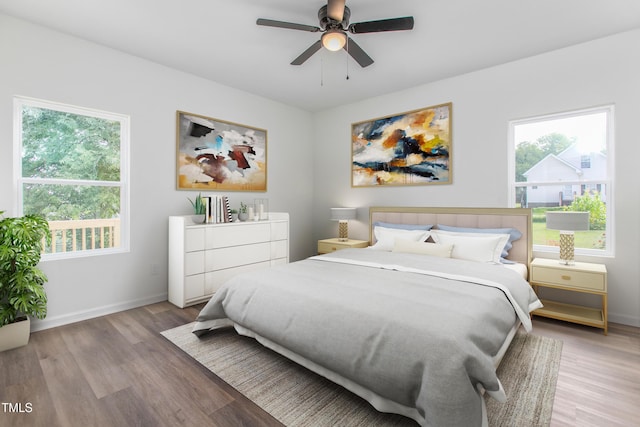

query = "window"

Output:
[[509, 106, 613, 256], [14, 97, 129, 259]]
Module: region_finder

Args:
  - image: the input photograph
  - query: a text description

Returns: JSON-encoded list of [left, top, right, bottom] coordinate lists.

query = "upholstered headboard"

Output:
[[369, 207, 533, 267]]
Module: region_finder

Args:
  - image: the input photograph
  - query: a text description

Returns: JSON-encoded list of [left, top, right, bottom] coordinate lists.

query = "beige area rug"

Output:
[[162, 323, 562, 427]]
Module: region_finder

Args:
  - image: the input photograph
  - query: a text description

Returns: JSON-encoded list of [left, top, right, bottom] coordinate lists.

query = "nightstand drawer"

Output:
[[318, 241, 345, 253], [531, 266, 605, 291], [318, 238, 369, 254]]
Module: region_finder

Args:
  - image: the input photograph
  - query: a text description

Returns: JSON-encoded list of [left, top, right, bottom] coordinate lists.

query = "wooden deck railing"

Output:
[[44, 219, 121, 254]]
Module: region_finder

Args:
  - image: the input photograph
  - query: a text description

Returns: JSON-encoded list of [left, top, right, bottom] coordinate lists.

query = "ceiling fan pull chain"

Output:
[[346, 37, 350, 80], [320, 55, 324, 86]]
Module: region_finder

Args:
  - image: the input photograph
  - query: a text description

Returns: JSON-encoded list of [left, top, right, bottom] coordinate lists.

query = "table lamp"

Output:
[[330, 208, 357, 241], [546, 211, 590, 265]]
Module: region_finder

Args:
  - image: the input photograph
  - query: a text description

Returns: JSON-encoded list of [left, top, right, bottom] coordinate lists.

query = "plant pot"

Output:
[[238, 212, 249, 222], [0, 317, 30, 352], [191, 214, 205, 224]]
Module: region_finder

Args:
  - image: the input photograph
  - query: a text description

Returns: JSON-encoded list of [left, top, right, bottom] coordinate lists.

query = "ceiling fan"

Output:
[[256, 0, 414, 68]]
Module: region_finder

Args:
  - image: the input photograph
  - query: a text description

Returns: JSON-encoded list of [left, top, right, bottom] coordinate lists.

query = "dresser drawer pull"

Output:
[[561, 275, 571, 281], [331, 247, 337, 251]]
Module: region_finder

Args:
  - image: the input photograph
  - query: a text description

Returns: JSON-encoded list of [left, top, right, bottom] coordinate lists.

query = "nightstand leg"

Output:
[[603, 293, 608, 335]]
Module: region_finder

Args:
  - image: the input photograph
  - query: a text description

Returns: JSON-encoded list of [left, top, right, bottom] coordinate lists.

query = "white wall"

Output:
[[0, 14, 316, 330], [312, 29, 640, 327]]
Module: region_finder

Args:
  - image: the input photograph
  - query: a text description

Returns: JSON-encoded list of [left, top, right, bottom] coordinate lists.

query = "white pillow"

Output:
[[370, 227, 430, 251], [392, 239, 454, 258], [430, 229, 509, 264]]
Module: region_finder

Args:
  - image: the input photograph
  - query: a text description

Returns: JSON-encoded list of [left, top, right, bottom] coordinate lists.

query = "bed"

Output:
[[193, 206, 542, 427]]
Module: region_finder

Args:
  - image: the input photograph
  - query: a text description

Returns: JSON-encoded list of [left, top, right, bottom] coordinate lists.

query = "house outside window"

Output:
[[508, 106, 613, 256], [14, 97, 130, 259]]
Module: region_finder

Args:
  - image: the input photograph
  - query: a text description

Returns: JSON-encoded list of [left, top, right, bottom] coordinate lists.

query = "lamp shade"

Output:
[[330, 207, 357, 221], [546, 211, 590, 231]]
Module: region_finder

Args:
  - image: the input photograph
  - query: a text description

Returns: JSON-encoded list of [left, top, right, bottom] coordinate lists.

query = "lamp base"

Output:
[[338, 220, 349, 242], [558, 231, 575, 265]]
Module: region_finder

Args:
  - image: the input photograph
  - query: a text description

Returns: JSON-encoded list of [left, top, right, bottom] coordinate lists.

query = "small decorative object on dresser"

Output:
[[168, 213, 289, 308], [238, 202, 249, 221], [530, 257, 608, 334], [254, 198, 269, 221], [188, 193, 206, 224], [318, 238, 368, 254]]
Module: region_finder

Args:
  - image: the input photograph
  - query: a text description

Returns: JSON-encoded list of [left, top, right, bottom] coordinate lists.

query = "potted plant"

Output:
[[238, 202, 249, 222], [0, 211, 50, 352], [188, 193, 206, 223], [230, 209, 239, 222]]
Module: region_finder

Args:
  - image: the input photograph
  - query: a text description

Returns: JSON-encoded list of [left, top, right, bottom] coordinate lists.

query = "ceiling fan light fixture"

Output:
[[321, 30, 347, 51], [257, 3, 414, 67]]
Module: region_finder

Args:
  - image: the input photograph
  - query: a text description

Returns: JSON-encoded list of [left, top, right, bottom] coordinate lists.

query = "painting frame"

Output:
[[176, 111, 267, 191], [351, 102, 452, 187]]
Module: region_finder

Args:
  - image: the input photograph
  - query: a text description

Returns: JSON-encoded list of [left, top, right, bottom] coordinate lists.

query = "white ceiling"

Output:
[[2, 0, 640, 112]]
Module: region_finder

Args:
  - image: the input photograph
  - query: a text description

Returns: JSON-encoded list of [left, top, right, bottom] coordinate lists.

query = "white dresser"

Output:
[[168, 212, 289, 308]]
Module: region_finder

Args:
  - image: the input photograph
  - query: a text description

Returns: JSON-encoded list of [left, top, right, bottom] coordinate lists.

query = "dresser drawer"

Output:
[[206, 242, 271, 271], [531, 266, 605, 291], [206, 223, 271, 249], [205, 261, 271, 294], [184, 251, 204, 276], [184, 274, 205, 301], [271, 239, 288, 259], [271, 221, 288, 241], [185, 227, 205, 252]]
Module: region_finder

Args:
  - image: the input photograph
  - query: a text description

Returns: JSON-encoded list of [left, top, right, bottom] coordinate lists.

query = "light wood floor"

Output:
[[1, 302, 638, 427], [531, 317, 640, 427]]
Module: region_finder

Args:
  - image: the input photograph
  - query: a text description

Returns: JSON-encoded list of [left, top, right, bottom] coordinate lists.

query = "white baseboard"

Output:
[[609, 312, 640, 328], [30, 293, 168, 332]]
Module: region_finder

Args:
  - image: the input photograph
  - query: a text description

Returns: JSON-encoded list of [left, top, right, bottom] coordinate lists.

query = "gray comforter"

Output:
[[193, 249, 542, 427]]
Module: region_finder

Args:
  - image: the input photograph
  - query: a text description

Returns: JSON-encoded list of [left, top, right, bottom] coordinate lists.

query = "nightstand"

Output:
[[530, 258, 608, 334], [317, 238, 368, 254]]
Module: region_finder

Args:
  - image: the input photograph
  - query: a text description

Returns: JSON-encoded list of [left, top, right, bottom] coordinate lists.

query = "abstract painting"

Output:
[[176, 111, 267, 191], [351, 103, 452, 187]]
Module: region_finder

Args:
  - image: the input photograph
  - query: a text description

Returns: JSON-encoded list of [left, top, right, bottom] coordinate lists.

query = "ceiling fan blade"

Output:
[[327, 0, 346, 22], [256, 18, 320, 32], [348, 16, 414, 34], [344, 37, 374, 68], [291, 40, 323, 65]]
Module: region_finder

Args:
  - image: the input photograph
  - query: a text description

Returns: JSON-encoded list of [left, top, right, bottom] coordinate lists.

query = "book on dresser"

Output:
[[168, 212, 289, 308]]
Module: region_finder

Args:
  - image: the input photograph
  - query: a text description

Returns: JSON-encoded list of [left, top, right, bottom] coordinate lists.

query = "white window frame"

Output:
[[508, 105, 615, 258], [13, 96, 130, 260]]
